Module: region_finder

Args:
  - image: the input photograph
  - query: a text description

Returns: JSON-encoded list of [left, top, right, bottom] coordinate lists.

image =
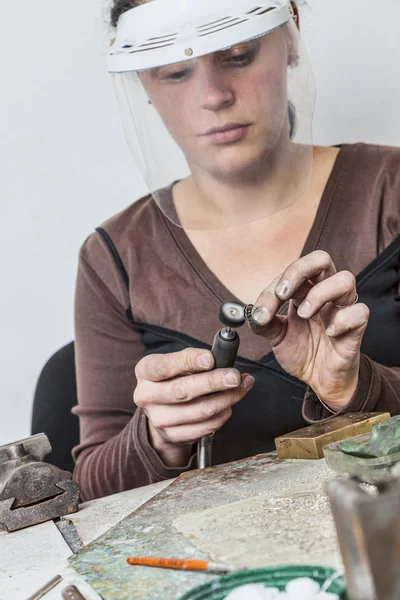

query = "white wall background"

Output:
[[0, 0, 399, 445]]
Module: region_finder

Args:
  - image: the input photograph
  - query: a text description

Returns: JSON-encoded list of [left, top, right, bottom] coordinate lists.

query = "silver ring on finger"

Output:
[[333, 293, 358, 309]]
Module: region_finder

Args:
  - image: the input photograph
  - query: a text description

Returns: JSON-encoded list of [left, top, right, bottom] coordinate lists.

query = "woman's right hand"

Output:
[[134, 348, 254, 467]]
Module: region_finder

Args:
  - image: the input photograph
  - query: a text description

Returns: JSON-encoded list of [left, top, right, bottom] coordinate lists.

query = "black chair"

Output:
[[31, 342, 79, 473]]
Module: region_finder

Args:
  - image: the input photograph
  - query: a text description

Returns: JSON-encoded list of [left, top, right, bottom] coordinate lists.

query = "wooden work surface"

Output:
[[69, 454, 339, 600]]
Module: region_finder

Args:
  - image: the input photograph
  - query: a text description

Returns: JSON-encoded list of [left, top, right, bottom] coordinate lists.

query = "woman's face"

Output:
[[140, 27, 291, 182]]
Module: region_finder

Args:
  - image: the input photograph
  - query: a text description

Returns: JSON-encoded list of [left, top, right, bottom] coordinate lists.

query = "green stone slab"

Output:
[[68, 455, 335, 600], [338, 415, 400, 458]]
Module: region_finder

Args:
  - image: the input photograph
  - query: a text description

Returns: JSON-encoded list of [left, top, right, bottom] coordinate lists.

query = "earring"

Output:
[[289, 54, 300, 68], [147, 99, 152, 105]]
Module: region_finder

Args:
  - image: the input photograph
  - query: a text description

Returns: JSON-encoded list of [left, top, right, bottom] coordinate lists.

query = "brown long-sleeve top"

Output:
[[73, 143, 400, 501]]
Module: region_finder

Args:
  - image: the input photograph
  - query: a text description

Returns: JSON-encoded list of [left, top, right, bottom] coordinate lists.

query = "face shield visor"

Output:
[[108, 0, 315, 230]]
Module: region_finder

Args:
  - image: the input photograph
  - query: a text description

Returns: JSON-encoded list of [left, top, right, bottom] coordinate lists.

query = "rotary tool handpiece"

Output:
[[197, 327, 240, 469]]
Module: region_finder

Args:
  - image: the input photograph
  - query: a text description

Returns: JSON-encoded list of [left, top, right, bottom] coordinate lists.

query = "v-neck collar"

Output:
[[132, 230, 400, 365], [162, 145, 350, 306]]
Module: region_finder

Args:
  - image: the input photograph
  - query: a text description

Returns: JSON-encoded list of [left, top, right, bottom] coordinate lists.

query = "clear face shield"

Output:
[[109, 0, 315, 230]]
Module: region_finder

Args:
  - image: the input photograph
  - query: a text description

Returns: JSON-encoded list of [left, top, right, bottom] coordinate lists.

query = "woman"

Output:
[[73, 0, 400, 501]]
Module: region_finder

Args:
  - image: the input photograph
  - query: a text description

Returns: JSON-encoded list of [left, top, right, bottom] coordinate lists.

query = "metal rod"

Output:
[[197, 434, 214, 469], [26, 574, 62, 600]]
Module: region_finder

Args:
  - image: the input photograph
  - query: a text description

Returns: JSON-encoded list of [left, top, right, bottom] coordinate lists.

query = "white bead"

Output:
[[285, 577, 321, 599], [264, 589, 281, 599], [225, 584, 279, 600]]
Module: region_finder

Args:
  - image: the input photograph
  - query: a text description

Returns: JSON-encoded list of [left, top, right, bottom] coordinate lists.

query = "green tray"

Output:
[[179, 566, 346, 599]]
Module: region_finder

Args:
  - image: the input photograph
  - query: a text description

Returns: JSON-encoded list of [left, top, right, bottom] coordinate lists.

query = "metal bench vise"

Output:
[[0, 433, 79, 532]]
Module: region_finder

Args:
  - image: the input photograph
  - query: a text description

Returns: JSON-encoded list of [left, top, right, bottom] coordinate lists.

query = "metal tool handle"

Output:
[[62, 585, 87, 600], [197, 328, 240, 469]]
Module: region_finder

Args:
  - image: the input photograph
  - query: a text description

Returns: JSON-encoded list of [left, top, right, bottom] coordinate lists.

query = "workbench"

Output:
[[0, 480, 171, 600], [0, 457, 333, 600]]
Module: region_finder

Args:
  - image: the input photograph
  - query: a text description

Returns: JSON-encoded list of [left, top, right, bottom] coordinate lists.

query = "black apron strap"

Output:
[[95, 227, 135, 324]]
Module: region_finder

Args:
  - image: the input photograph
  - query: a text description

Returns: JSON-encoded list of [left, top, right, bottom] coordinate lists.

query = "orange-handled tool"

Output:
[[126, 556, 246, 574]]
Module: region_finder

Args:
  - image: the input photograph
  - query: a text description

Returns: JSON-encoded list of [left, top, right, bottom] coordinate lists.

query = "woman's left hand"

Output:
[[250, 250, 370, 412]]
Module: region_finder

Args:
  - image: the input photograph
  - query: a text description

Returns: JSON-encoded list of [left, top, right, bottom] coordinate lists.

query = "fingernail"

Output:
[[326, 324, 336, 336], [243, 375, 255, 390], [197, 353, 212, 368], [252, 307, 270, 325], [223, 371, 240, 387], [297, 301, 311, 318], [275, 279, 290, 298]]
